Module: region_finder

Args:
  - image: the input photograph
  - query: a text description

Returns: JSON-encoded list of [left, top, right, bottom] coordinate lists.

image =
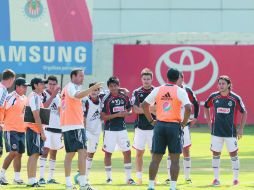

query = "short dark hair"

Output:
[[107, 76, 120, 87], [47, 75, 58, 83], [2, 69, 16, 80], [30, 78, 48, 90], [167, 68, 180, 82], [141, 68, 153, 78], [89, 82, 97, 88], [70, 68, 83, 79], [218, 75, 232, 90]]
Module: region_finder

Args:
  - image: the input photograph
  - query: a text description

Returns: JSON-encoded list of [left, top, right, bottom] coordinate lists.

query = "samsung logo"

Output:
[[0, 45, 87, 63]]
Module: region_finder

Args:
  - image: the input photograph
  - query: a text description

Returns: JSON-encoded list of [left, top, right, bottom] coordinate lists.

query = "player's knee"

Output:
[[212, 151, 221, 156], [105, 152, 112, 158], [229, 150, 238, 157], [136, 150, 144, 158], [9, 151, 18, 157]]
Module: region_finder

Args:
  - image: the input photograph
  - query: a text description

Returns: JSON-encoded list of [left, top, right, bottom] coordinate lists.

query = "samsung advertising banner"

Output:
[[0, 0, 93, 74], [114, 45, 253, 124]]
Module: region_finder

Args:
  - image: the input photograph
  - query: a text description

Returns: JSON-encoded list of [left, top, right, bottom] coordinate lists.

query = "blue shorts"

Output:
[[63, 128, 87, 153], [26, 128, 44, 156], [152, 121, 183, 154], [4, 131, 25, 154]]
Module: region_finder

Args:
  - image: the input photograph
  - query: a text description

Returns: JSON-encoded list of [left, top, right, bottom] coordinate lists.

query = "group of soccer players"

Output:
[[0, 67, 247, 190]]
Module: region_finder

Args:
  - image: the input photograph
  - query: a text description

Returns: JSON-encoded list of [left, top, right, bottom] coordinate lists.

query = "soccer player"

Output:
[[204, 75, 247, 186], [82, 83, 102, 180], [39, 75, 61, 184], [0, 69, 16, 158], [60, 69, 102, 190], [26, 77, 48, 187], [0, 78, 29, 185], [166, 72, 199, 184], [142, 68, 191, 190], [101, 76, 135, 185], [131, 68, 155, 185]]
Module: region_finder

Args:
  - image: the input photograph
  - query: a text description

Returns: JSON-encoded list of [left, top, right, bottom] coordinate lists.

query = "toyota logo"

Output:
[[155, 46, 219, 94]]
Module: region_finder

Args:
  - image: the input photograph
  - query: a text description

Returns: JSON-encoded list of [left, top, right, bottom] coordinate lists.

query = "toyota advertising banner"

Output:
[[0, 0, 93, 74], [114, 45, 253, 124]]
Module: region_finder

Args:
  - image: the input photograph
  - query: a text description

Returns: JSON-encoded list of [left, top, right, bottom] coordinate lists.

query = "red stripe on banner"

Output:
[[47, 0, 92, 42]]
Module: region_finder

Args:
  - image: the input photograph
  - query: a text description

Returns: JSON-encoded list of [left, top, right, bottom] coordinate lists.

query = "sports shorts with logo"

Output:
[[103, 130, 131, 153], [26, 127, 44, 156], [44, 128, 63, 150], [133, 128, 153, 151], [63, 128, 87, 153], [86, 130, 100, 153], [4, 131, 25, 154], [183, 125, 191, 148], [152, 121, 183, 154], [210, 135, 238, 153]]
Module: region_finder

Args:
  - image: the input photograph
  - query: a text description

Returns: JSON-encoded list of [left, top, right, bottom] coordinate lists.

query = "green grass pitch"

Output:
[[1, 126, 253, 190]]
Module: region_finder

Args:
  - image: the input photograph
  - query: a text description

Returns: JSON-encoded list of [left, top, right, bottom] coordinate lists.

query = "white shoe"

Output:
[[80, 184, 96, 190], [0, 177, 8, 185], [13, 179, 24, 185]]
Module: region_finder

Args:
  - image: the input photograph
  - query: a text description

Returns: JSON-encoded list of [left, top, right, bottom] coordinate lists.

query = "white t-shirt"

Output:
[[82, 96, 102, 135], [28, 92, 42, 111], [145, 85, 191, 106], [67, 82, 81, 98], [42, 90, 61, 129]]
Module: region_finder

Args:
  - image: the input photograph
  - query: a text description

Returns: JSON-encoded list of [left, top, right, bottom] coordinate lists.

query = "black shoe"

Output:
[[39, 178, 46, 184], [165, 178, 171, 184], [106, 178, 112, 184], [47, 179, 60, 184], [27, 182, 43, 187]]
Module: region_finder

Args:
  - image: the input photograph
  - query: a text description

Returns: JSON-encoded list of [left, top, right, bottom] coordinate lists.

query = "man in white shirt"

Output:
[[39, 75, 62, 184]]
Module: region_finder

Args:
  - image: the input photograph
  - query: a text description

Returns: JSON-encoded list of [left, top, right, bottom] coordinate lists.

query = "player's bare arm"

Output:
[[43, 86, 61, 108], [133, 105, 143, 114], [142, 101, 156, 126], [182, 104, 191, 127], [32, 110, 46, 141], [83, 116, 87, 128], [204, 107, 212, 130], [237, 110, 247, 140], [75, 82, 104, 99], [101, 112, 122, 121]]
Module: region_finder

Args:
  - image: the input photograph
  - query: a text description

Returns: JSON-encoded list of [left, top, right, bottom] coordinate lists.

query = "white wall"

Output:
[[93, 0, 254, 33]]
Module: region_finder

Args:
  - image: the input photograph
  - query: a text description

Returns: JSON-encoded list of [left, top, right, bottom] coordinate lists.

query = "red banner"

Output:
[[113, 45, 253, 124]]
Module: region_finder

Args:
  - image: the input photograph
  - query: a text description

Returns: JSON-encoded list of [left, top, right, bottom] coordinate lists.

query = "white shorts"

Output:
[[133, 128, 153, 151], [103, 130, 131, 153], [183, 126, 191, 148], [44, 130, 63, 150], [210, 135, 238, 153], [86, 131, 100, 153]]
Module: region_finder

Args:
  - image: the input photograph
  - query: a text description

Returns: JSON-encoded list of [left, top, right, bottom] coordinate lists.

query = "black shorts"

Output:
[[63, 128, 87, 153], [152, 121, 183, 154], [26, 128, 44, 156], [4, 131, 25, 154], [0, 130, 3, 155]]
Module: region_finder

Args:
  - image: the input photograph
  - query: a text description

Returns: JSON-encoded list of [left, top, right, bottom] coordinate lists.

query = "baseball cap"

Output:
[[30, 77, 48, 87], [15, 77, 30, 86]]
